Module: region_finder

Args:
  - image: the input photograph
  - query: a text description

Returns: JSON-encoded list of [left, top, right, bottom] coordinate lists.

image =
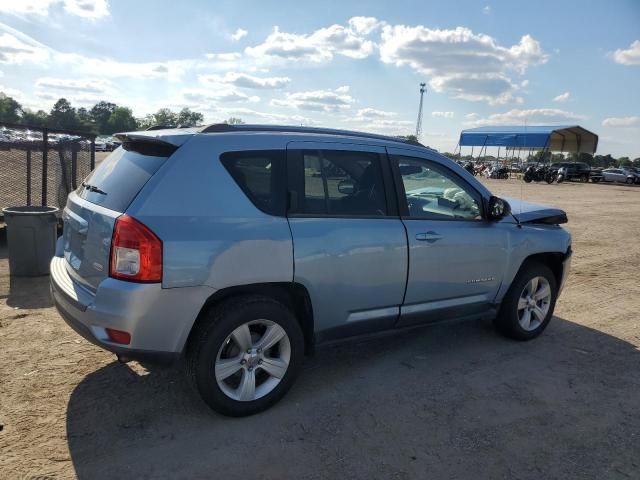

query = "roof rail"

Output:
[[146, 124, 203, 131], [200, 123, 427, 147]]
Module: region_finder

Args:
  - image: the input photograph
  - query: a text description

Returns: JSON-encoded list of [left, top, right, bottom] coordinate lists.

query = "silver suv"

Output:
[[51, 124, 572, 416]]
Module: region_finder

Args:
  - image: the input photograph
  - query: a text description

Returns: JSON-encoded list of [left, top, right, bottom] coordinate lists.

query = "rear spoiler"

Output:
[[113, 134, 178, 157]]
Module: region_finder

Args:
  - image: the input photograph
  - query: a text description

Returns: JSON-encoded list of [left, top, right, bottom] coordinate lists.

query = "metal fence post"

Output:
[[71, 148, 78, 190], [26, 149, 32, 206], [42, 128, 48, 206], [90, 137, 95, 170]]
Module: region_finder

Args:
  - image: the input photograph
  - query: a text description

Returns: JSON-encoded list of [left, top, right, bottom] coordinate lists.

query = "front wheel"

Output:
[[494, 263, 558, 340], [523, 174, 533, 183], [626, 178, 634, 185], [187, 296, 304, 416]]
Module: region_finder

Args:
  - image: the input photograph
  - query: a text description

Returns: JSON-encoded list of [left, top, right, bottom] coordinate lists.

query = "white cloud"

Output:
[[215, 107, 317, 126], [0, 0, 109, 18], [270, 87, 354, 112], [182, 88, 259, 104], [35, 76, 113, 94], [246, 17, 378, 63], [430, 73, 520, 104], [355, 108, 397, 119], [0, 32, 49, 64], [204, 52, 242, 62], [612, 40, 640, 66], [379, 25, 548, 104], [231, 28, 248, 41], [465, 112, 479, 120], [63, 0, 108, 18], [483, 5, 491, 14], [199, 72, 290, 89], [602, 116, 640, 128], [348, 17, 382, 35], [432, 111, 454, 118], [553, 91, 570, 102], [464, 108, 585, 127]]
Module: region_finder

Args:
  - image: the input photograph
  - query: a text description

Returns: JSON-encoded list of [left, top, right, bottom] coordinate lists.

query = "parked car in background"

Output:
[[51, 124, 572, 416], [550, 162, 592, 182], [601, 168, 639, 184], [589, 167, 603, 183]]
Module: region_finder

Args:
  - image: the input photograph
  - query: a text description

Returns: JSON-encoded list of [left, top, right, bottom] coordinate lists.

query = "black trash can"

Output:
[[2, 206, 59, 277]]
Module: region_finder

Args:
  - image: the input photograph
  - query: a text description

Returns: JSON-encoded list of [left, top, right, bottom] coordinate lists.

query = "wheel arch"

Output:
[[184, 282, 315, 355], [517, 251, 567, 289]]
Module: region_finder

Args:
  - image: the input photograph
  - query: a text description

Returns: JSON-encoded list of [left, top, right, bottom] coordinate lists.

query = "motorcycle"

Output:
[[488, 166, 509, 179], [523, 165, 556, 184], [557, 166, 567, 183], [464, 162, 476, 176]]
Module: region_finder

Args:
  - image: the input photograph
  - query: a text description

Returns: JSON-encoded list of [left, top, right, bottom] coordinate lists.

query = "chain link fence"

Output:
[[0, 123, 95, 215]]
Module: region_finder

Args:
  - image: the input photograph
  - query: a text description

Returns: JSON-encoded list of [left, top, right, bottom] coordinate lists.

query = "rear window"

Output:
[[220, 150, 286, 216], [77, 147, 168, 212]]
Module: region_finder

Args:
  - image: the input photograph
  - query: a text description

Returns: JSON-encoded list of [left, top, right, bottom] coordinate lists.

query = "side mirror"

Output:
[[337, 179, 356, 195], [488, 196, 511, 220]]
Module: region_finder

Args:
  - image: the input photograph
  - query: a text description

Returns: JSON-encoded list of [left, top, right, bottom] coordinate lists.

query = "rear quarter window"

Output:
[[220, 150, 286, 216]]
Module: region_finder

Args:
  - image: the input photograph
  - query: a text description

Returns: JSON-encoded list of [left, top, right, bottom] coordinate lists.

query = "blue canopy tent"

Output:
[[458, 125, 598, 154]]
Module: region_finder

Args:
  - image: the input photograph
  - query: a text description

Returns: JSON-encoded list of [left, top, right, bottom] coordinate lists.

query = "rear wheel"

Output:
[[187, 296, 304, 416], [494, 263, 557, 340], [626, 178, 634, 185]]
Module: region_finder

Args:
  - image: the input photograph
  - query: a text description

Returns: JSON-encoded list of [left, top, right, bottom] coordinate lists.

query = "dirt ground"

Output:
[[1, 178, 639, 479]]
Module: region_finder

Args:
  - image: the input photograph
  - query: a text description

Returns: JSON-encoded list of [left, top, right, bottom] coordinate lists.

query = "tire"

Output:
[[545, 174, 554, 184], [591, 177, 600, 183], [494, 262, 558, 341], [626, 178, 634, 185], [523, 175, 533, 183], [187, 296, 305, 417]]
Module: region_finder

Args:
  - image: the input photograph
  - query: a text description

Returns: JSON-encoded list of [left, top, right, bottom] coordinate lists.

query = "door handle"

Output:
[[415, 231, 442, 243]]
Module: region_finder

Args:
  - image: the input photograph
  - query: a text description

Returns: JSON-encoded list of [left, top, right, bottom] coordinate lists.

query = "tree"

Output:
[[90, 101, 116, 133], [106, 106, 137, 133], [177, 107, 204, 127], [49, 98, 78, 130], [21, 109, 49, 127], [0, 92, 23, 123], [152, 108, 178, 127], [224, 117, 245, 125], [617, 156, 631, 167], [75, 107, 94, 132]]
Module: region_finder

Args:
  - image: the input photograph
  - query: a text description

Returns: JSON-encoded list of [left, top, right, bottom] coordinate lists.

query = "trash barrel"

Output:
[[2, 206, 59, 277]]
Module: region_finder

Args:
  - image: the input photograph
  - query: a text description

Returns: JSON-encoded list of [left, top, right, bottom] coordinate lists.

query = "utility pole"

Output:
[[415, 83, 426, 140]]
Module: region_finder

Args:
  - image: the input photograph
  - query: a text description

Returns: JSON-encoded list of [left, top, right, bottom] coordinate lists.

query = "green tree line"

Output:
[[0, 92, 205, 134]]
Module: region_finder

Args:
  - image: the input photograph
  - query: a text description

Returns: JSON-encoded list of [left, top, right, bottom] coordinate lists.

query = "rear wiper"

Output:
[[82, 182, 107, 195]]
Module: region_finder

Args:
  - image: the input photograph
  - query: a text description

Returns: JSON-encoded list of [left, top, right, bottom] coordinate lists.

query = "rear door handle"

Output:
[[415, 231, 442, 243]]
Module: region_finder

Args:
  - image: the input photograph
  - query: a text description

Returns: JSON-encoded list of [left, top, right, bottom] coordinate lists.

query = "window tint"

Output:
[[393, 155, 482, 220], [220, 150, 286, 216], [293, 149, 387, 216], [77, 148, 168, 212]]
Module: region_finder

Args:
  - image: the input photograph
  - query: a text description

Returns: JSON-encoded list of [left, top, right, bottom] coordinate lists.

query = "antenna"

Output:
[[415, 83, 426, 140]]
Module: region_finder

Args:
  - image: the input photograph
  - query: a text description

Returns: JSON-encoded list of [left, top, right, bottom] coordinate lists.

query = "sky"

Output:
[[0, 0, 639, 157]]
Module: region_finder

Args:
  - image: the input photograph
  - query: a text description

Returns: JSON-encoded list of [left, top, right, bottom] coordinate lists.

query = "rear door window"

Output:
[[77, 147, 168, 212], [290, 149, 388, 217], [220, 150, 286, 216]]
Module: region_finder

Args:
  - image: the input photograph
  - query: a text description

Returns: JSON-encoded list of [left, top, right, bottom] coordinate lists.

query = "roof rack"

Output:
[[200, 123, 426, 148]]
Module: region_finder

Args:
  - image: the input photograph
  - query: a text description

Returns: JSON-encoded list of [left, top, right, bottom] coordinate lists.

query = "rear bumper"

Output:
[[50, 256, 215, 364]]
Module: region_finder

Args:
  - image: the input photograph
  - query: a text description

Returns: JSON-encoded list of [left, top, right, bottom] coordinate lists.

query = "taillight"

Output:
[[109, 214, 162, 282]]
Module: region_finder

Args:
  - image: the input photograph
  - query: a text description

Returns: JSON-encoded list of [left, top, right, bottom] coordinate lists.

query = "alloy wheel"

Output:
[[517, 276, 552, 331], [215, 319, 291, 402]]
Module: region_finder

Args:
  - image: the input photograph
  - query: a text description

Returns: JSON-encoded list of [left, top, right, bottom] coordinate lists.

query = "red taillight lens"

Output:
[[109, 214, 162, 282], [105, 328, 131, 345]]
